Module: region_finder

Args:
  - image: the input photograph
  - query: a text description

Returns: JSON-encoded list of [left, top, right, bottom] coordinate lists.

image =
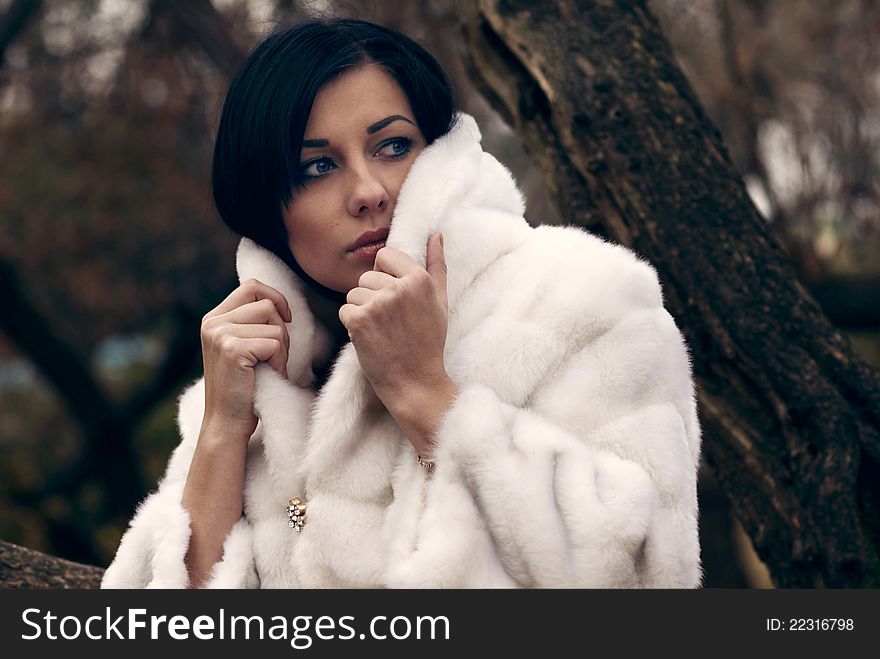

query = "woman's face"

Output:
[[282, 64, 427, 294]]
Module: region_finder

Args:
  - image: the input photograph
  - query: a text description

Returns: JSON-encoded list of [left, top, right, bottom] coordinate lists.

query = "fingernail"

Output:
[[439, 233, 444, 248]]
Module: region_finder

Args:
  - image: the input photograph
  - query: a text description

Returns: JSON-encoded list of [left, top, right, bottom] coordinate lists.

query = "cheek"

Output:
[[389, 165, 415, 203], [282, 191, 355, 291], [285, 194, 335, 252]]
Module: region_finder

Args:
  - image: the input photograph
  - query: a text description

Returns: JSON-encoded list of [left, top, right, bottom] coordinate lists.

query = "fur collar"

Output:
[[231, 112, 532, 501]]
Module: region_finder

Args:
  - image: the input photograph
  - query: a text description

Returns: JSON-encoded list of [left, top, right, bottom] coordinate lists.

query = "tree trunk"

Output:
[[0, 540, 103, 588], [460, 0, 880, 587]]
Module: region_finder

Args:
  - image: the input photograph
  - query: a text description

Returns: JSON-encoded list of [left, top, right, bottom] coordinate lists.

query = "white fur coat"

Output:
[[102, 113, 702, 589]]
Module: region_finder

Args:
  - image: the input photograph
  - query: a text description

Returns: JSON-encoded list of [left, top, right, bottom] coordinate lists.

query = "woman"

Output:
[[102, 18, 702, 589]]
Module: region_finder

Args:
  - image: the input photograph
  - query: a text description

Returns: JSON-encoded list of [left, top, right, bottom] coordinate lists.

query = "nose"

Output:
[[346, 163, 389, 217]]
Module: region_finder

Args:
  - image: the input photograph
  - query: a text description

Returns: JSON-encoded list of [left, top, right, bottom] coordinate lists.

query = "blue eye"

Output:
[[376, 137, 414, 159], [301, 157, 336, 180]]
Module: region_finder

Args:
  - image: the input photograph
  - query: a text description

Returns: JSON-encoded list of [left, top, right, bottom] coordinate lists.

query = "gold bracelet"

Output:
[[417, 454, 435, 472]]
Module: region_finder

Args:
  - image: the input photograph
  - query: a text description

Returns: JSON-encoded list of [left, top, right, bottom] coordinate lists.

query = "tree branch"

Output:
[[0, 539, 103, 588]]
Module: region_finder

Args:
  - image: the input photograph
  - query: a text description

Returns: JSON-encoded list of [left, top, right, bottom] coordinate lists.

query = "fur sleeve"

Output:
[[388, 303, 702, 588], [101, 377, 259, 589]]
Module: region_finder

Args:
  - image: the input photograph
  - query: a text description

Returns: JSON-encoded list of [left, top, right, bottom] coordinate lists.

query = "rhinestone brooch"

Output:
[[287, 497, 307, 532]]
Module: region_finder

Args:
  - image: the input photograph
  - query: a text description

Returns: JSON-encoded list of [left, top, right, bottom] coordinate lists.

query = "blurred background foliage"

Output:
[[0, 0, 877, 587]]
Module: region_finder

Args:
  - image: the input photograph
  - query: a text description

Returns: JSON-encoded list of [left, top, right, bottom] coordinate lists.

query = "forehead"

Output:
[[304, 64, 415, 137]]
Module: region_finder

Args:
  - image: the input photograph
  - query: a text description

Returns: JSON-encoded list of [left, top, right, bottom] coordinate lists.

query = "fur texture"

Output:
[[102, 113, 702, 589]]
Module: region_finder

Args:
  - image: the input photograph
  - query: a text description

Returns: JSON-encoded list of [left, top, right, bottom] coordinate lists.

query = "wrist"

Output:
[[380, 364, 453, 415], [383, 373, 459, 458], [199, 414, 254, 447]]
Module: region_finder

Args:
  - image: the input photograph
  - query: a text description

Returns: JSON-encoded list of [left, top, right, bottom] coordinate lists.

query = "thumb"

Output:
[[426, 232, 448, 303]]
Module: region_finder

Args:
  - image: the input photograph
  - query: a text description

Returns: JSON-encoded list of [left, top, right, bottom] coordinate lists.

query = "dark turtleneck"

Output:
[[301, 278, 351, 394]]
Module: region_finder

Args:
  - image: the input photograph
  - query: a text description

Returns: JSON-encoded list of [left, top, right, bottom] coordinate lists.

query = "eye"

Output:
[[301, 157, 336, 179], [375, 137, 414, 159]]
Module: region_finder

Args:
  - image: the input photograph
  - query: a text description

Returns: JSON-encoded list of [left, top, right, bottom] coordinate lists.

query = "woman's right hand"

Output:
[[199, 278, 293, 440]]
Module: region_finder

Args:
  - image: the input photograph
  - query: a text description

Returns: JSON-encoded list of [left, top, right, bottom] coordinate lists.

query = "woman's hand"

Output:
[[183, 278, 290, 588], [339, 233, 457, 454], [199, 278, 292, 440]]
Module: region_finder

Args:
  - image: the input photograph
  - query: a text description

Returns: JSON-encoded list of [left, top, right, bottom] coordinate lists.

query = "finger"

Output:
[[219, 298, 287, 329], [239, 323, 290, 364], [209, 279, 292, 323], [372, 246, 420, 278], [221, 323, 289, 346], [234, 337, 287, 380], [357, 270, 398, 291], [345, 286, 380, 306], [213, 300, 289, 354], [266, 340, 288, 380], [207, 320, 289, 369], [426, 232, 448, 306], [338, 303, 357, 332]]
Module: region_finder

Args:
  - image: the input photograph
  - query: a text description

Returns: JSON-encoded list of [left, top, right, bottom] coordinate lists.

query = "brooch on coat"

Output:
[[287, 498, 307, 531]]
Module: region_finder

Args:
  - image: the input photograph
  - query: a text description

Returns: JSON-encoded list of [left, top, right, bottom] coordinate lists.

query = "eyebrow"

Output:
[[366, 114, 415, 134], [302, 138, 329, 148], [301, 115, 415, 149]]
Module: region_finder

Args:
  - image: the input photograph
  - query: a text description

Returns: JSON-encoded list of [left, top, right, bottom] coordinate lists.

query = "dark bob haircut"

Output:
[[211, 18, 457, 300]]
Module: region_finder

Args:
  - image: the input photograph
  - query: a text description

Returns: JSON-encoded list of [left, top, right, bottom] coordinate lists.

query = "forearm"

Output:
[[181, 419, 250, 588]]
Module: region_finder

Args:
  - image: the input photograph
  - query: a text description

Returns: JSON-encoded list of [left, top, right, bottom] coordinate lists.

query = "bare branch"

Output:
[[0, 539, 103, 588]]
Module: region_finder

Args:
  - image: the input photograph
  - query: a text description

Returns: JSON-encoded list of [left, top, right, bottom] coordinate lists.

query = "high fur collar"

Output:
[[231, 112, 533, 499], [233, 112, 527, 388]]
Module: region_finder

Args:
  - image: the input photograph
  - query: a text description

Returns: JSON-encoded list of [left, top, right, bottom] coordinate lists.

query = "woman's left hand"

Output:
[[339, 232, 450, 407]]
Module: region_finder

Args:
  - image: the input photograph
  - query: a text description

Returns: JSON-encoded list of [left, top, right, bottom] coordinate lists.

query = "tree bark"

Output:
[[460, 0, 880, 587], [0, 540, 103, 588]]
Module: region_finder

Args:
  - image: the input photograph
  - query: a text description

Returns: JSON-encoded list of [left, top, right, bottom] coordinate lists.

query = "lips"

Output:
[[347, 226, 390, 252]]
